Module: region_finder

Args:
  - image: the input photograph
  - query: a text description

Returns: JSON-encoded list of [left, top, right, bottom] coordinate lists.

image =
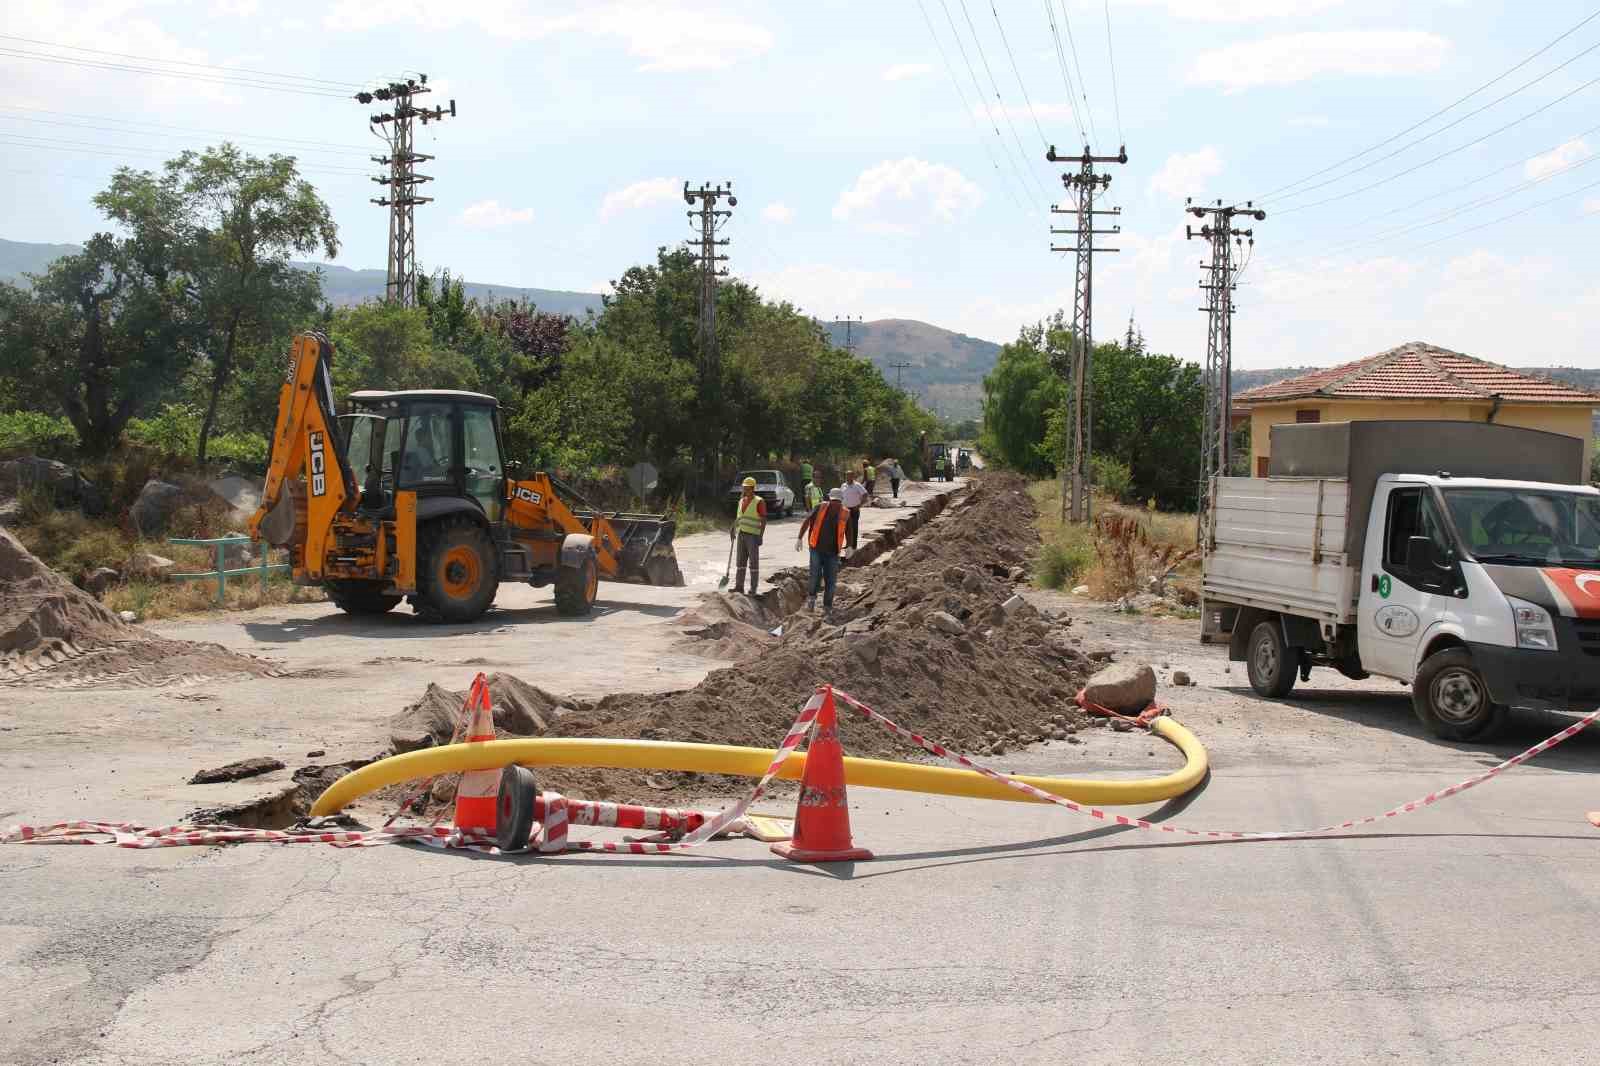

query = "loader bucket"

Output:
[[589, 512, 685, 587]]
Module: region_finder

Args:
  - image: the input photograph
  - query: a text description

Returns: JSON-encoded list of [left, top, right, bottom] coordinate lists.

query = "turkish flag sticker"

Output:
[[1539, 569, 1600, 619]]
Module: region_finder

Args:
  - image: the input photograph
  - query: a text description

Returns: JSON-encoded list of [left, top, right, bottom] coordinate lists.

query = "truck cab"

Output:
[[1202, 421, 1600, 740]]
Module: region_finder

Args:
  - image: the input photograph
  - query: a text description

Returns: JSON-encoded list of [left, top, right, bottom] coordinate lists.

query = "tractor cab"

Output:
[[341, 390, 507, 522]]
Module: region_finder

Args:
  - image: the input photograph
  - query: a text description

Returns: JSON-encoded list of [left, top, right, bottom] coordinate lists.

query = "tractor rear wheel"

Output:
[[416, 519, 498, 623], [554, 549, 599, 616], [326, 580, 402, 616]]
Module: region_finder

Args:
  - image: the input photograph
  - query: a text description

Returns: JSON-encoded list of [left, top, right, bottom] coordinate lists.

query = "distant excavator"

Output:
[[249, 332, 683, 623]]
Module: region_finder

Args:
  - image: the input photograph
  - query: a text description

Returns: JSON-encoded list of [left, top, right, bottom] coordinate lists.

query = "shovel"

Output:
[[718, 533, 735, 590]]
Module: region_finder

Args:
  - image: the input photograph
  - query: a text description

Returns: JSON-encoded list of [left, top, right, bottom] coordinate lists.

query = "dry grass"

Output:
[[103, 575, 323, 621], [1029, 479, 1199, 601]]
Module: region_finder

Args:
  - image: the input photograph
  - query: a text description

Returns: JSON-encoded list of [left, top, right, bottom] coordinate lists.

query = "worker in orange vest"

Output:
[[796, 487, 848, 614], [731, 476, 767, 596]]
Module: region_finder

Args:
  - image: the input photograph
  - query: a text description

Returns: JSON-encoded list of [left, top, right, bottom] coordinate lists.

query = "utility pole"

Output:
[[1187, 198, 1264, 551], [684, 181, 736, 383], [1125, 313, 1136, 352], [684, 181, 735, 482], [889, 360, 913, 390], [356, 75, 456, 307], [1047, 144, 1127, 523], [839, 314, 863, 354]]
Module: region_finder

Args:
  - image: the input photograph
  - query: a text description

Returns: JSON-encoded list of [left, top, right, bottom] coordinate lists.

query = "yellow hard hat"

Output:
[[741, 476, 757, 488]]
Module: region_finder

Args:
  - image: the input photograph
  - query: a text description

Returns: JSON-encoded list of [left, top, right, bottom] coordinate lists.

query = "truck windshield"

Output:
[[1441, 488, 1600, 567]]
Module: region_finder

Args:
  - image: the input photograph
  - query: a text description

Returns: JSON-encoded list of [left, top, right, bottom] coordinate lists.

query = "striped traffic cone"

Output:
[[771, 686, 873, 863], [452, 674, 499, 834]]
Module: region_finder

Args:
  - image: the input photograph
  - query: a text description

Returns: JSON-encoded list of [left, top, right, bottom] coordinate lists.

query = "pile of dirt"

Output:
[[0, 527, 277, 688], [389, 472, 1100, 804], [387, 673, 575, 752]]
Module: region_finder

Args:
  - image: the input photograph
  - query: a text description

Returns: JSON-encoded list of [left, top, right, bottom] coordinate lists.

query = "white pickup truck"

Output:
[[1201, 420, 1600, 740]]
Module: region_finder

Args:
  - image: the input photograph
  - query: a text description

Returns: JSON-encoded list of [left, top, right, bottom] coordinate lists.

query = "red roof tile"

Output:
[[1236, 342, 1600, 406]]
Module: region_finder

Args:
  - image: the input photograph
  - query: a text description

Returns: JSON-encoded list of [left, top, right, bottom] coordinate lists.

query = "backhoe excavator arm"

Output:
[[248, 332, 356, 580]]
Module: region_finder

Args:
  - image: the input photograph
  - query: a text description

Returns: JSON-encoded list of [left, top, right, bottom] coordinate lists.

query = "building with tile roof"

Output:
[[1233, 341, 1598, 476]]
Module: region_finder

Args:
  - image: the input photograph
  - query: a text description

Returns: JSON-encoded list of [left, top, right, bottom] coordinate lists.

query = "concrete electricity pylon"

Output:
[[1186, 198, 1264, 550], [889, 360, 912, 390], [357, 75, 456, 307], [684, 182, 736, 382], [1047, 144, 1126, 523]]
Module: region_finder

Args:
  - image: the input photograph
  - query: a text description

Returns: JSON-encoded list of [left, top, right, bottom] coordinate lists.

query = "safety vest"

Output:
[[934, 456, 945, 470], [865, 464, 875, 482], [805, 481, 822, 509], [736, 495, 764, 535], [808, 501, 847, 551]]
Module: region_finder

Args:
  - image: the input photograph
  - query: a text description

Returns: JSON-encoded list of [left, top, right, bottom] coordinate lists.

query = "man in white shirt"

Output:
[[839, 471, 869, 550]]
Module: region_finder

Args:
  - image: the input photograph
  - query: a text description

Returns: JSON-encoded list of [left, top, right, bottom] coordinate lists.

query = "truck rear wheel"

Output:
[[416, 519, 498, 623], [1412, 648, 1507, 741], [1246, 620, 1297, 698], [326, 580, 402, 616], [553, 550, 598, 616]]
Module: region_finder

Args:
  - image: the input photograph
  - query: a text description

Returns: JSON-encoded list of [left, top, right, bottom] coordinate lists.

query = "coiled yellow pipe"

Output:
[[310, 717, 1206, 816]]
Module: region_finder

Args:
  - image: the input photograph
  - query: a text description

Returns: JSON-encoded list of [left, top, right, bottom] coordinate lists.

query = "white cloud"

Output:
[[1148, 147, 1223, 201], [1189, 32, 1451, 92], [1116, 0, 1346, 20], [599, 177, 683, 220], [460, 200, 536, 227], [746, 264, 913, 316], [761, 202, 795, 224], [882, 63, 933, 82], [833, 158, 983, 234], [1525, 139, 1593, 180], [322, 2, 772, 72]]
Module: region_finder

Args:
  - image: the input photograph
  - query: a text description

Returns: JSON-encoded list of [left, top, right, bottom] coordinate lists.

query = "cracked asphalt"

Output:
[[6, 486, 1600, 1064]]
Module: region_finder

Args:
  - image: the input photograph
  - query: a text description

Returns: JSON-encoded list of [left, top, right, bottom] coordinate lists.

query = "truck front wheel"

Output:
[[1246, 620, 1297, 698], [1412, 648, 1507, 741]]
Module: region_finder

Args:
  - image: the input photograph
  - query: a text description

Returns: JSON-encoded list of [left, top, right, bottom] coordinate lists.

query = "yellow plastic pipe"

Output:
[[310, 717, 1207, 817]]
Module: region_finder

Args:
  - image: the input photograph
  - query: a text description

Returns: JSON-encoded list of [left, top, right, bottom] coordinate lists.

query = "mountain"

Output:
[[822, 318, 1000, 420], [0, 238, 605, 318]]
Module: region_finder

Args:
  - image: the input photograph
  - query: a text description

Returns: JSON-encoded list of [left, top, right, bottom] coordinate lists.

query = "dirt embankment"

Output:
[[0, 527, 277, 689], [387, 472, 1101, 805]]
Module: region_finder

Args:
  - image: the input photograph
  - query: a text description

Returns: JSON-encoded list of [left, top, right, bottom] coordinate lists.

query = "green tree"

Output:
[[979, 336, 1063, 477], [0, 234, 189, 456], [95, 144, 337, 463]]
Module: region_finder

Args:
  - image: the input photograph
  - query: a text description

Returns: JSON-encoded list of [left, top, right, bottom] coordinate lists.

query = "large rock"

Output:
[[207, 475, 263, 520], [0, 456, 105, 516], [1082, 661, 1157, 714], [79, 567, 121, 596], [929, 610, 966, 636], [124, 553, 175, 580], [130, 480, 186, 536]]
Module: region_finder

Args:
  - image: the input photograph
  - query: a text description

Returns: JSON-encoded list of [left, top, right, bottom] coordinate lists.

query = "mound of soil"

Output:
[[391, 472, 1098, 805], [0, 527, 277, 688]]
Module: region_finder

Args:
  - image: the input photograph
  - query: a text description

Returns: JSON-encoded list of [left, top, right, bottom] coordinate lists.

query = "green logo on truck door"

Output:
[[1377, 574, 1392, 599]]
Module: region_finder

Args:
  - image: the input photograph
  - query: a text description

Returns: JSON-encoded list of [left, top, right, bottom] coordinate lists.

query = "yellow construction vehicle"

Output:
[[249, 332, 683, 622]]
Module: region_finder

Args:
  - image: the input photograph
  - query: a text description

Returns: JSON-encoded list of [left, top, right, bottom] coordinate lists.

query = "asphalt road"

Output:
[[6, 492, 1600, 1064]]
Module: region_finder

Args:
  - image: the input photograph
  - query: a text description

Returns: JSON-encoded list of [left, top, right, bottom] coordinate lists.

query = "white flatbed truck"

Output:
[[1201, 420, 1600, 740]]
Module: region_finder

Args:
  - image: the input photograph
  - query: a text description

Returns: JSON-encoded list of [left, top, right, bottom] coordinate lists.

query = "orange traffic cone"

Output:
[[452, 675, 499, 834], [771, 686, 873, 863]]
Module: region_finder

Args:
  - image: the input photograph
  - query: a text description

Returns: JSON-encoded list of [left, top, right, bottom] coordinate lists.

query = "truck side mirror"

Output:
[[1405, 535, 1450, 572]]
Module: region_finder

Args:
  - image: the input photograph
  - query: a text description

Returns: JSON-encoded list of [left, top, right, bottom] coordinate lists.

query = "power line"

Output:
[[0, 34, 366, 89], [1102, 0, 1125, 147], [0, 135, 371, 179], [1056, 0, 1099, 148], [0, 113, 373, 158], [937, 0, 1045, 209], [915, 0, 1033, 215], [1266, 35, 1600, 209], [1271, 70, 1600, 216], [1404, 172, 1600, 253], [989, 1, 1049, 148], [0, 104, 372, 152], [1042, 0, 1087, 144], [958, 0, 1051, 200], [0, 46, 353, 98], [1254, 8, 1600, 202]]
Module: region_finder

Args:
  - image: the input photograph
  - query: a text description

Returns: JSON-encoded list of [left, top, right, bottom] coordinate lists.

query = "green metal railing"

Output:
[[167, 535, 288, 606]]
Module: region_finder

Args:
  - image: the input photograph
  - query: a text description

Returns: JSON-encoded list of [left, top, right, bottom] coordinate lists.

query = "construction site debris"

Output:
[[385, 472, 1105, 804], [190, 757, 286, 785], [1083, 661, 1157, 713], [1172, 670, 1193, 687], [0, 527, 276, 688], [388, 672, 569, 752]]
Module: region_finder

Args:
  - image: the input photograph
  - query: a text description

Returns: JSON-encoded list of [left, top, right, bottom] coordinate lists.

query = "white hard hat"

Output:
[[828, 488, 842, 500]]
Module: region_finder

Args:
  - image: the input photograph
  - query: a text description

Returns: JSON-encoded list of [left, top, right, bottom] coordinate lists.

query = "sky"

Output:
[[1, 0, 1598, 371]]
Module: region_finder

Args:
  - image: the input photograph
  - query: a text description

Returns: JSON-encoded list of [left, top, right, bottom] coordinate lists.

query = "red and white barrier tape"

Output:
[[831, 687, 1600, 840]]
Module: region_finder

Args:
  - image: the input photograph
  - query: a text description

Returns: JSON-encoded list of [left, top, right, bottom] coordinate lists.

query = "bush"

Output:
[[1090, 454, 1134, 503], [0, 411, 79, 458], [208, 431, 269, 468], [125, 403, 199, 459], [1034, 525, 1094, 589]]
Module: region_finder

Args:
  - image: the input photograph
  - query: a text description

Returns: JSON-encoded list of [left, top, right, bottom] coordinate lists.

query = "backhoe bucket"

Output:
[[593, 513, 685, 587]]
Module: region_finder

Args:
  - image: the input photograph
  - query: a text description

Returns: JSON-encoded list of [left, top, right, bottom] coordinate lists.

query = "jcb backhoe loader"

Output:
[[248, 332, 683, 622]]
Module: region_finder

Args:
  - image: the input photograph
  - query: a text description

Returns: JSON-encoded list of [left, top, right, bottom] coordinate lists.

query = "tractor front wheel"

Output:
[[416, 519, 498, 623], [554, 549, 599, 616]]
